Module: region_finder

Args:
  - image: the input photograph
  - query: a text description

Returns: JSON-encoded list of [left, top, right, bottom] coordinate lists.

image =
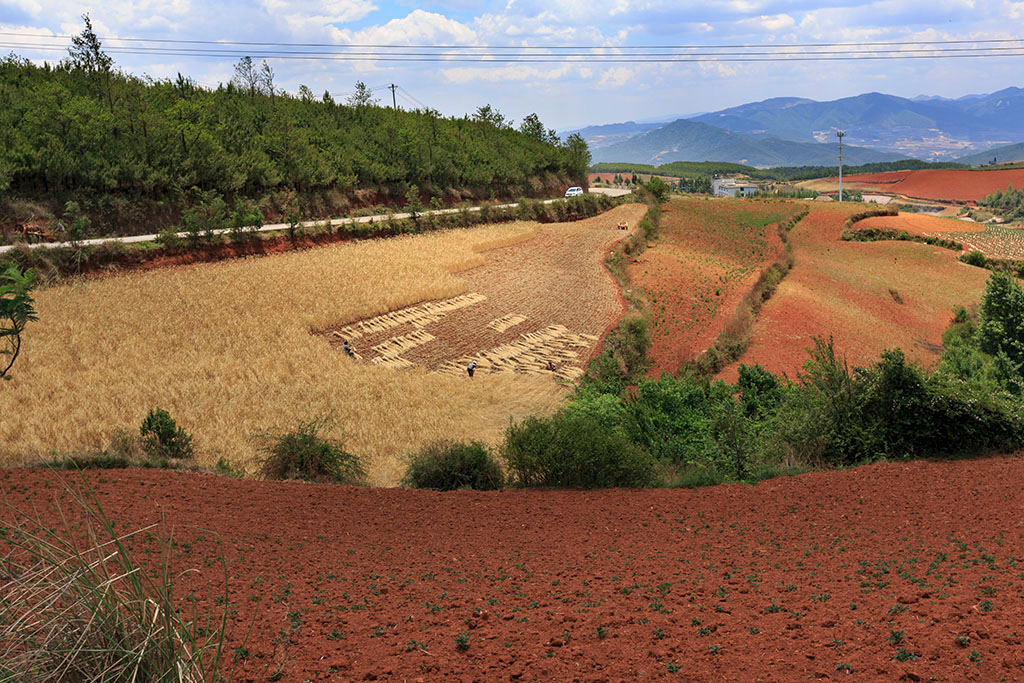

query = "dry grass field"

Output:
[[1, 211, 641, 486]]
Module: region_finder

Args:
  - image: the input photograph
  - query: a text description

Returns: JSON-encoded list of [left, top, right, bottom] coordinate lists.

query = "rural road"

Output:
[[0, 190, 624, 254]]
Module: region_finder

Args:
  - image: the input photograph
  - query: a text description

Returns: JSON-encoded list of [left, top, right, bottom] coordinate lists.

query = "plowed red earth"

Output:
[[832, 169, 1024, 203], [7, 457, 1024, 681]]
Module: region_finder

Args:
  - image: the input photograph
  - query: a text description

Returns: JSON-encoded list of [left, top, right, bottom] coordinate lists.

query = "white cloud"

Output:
[[599, 66, 634, 87], [337, 9, 475, 45], [261, 0, 378, 38]]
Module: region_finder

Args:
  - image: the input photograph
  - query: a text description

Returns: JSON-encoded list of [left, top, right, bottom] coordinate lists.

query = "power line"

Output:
[[7, 40, 1024, 57], [4, 42, 1024, 62], [1, 31, 1021, 50]]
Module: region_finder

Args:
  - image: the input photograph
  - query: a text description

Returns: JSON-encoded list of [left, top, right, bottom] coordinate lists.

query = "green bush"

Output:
[[139, 408, 194, 460], [961, 250, 988, 267], [402, 441, 504, 490], [257, 416, 364, 484], [502, 413, 656, 488]]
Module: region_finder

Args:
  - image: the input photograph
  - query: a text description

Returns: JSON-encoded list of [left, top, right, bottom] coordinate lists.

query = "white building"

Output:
[[711, 178, 759, 197]]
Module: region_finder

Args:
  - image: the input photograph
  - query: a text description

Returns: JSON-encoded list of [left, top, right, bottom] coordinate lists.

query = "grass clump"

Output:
[[402, 440, 504, 491], [257, 416, 365, 484], [0, 477, 230, 681]]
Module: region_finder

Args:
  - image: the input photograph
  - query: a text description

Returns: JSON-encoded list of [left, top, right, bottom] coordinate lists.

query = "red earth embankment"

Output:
[[3, 457, 1024, 680]]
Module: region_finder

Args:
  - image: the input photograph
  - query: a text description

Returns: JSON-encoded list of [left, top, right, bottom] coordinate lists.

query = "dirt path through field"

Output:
[[5, 455, 1024, 680], [324, 205, 647, 380]]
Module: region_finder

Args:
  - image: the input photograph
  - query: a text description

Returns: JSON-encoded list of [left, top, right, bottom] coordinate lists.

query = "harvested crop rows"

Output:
[[721, 204, 991, 381], [324, 206, 647, 382], [5, 454, 1024, 680], [629, 197, 798, 375], [927, 225, 1024, 259]]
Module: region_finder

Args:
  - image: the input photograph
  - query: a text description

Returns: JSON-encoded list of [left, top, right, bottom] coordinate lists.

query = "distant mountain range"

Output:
[[956, 142, 1024, 166], [590, 118, 906, 167], [574, 88, 1024, 167]]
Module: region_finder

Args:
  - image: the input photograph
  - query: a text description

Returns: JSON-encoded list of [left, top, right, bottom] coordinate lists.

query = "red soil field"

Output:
[[856, 212, 986, 237], [832, 169, 1024, 203], [721, 204, 991, 382], [4, 457, 1024, 680], [629, 197, 799, 375]]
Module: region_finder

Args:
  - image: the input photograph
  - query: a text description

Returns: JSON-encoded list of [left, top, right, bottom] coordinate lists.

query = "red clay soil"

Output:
[[834, 169, 1024, 203], [4, 456, 1024, 680], [856, 212, 986, 236], [720, 204, 991, 382], [629, 198, 798, 376]]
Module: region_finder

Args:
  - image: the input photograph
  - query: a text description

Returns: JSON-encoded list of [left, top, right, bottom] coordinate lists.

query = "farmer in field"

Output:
[[617, 220, 628, 230], [547, 360, 557, 372], [466, 360, 477, 378], [343, 340, 354, 357]]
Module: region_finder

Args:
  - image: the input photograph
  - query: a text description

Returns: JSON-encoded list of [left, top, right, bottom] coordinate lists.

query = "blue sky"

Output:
[[1, 0, 1022, 130]]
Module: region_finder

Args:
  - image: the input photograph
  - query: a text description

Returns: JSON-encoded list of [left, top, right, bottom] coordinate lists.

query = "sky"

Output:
[[1, 0, 1022, 131]]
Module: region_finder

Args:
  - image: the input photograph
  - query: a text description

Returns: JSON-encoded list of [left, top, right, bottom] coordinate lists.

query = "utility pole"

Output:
[[389, 84, 397, 110], [837, 130, 845, 202]]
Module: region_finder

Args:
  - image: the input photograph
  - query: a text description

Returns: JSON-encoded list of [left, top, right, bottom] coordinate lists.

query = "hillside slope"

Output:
[[958, 142, 1024, 166]]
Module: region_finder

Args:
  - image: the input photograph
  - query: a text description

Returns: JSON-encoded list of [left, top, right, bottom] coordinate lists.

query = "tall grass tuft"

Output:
[[0, 476, 229, 682]]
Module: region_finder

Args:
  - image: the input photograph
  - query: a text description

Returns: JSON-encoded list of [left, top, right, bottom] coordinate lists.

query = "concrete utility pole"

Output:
[[837, 130, 845, 202], [389, 84, 397, 109]]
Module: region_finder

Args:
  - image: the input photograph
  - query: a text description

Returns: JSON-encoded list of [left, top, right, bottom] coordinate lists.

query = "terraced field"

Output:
[[628, 197, 799, 375], [721, 203, 991, 381]]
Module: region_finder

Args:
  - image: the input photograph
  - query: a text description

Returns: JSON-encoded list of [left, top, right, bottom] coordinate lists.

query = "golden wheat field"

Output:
[[0, 218, 608, 486]]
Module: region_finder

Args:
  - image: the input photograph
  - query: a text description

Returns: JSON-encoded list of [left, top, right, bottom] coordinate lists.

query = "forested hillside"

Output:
[[0, 21, 589, 236]]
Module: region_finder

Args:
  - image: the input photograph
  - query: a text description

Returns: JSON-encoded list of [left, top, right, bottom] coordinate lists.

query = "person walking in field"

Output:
[[343, 340, 354, 357], [466, 360, 477, 378], [547, 360, 557, 372]]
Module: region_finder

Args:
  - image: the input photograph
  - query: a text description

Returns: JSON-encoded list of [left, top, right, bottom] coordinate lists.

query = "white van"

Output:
[[564, 186, 584, 197]]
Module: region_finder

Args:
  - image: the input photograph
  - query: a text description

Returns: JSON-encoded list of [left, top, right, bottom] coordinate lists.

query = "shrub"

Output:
[[154, 228, 183, 253], [0, 477, 230, 681], [257, 416, 364, 484], [502, 413, 656, 488], [140, 408, 194, 460], [402, 441, 504, 490], [961, 250, 988, 267]]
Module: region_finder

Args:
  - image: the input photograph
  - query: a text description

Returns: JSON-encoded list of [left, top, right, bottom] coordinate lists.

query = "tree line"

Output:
[[0, 16, 590, 232]]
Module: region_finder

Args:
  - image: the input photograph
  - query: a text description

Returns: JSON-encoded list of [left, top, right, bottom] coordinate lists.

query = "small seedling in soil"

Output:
[[893, 648, 918, 662], [968, 649, 983, 662], [667, 662, 682, 673], [955, 635, 970, 647], [455, 632, 470, 651]]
